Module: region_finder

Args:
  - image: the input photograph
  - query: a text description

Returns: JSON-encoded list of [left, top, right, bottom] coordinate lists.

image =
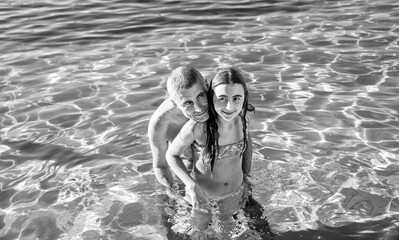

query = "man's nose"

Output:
[[193, 101, 203, 112]]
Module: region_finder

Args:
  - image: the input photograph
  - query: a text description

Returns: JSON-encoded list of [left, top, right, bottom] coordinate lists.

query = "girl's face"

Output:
[[213, 83, 245, 122]]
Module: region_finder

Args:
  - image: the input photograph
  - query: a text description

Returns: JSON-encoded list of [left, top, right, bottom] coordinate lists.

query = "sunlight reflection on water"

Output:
[[1, 0, 399, 239]]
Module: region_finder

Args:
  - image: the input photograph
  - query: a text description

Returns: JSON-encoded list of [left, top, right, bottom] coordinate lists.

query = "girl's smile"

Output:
[[213, 83, 245, 122]]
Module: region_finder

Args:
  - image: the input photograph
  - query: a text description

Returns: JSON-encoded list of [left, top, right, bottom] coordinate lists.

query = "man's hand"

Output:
[[153, 166, 173, 189]]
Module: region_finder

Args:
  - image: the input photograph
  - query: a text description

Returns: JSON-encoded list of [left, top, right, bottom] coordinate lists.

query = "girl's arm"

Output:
[[166, 120, 197, 187], [242, 132, 253, 203], [166, 120, 209, 206]]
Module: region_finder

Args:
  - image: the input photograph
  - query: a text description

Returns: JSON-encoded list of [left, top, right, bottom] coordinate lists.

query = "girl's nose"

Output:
[[225, 101, 234, 110]]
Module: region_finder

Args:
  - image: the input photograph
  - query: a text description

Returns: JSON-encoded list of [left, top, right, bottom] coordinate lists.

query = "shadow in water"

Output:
[[0, 138, 117, 169], [275, 217, 399, 240], [155, 185, 276, 240]]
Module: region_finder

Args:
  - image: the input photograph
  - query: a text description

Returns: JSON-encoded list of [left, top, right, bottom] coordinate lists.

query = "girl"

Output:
[[166, 67, 255, 238]]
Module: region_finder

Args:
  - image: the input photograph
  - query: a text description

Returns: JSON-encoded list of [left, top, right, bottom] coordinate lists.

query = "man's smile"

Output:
[[194, 109, 207, 116]]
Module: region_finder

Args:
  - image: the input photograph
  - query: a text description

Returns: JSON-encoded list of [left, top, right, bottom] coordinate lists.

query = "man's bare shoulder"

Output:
[[148, 99, 187, 141], [149, 99, 175, 122]]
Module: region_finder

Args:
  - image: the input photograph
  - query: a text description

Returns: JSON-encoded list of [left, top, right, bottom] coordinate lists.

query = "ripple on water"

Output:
[[0, 188, 17, 209], [0, 159, 14, 171], [20, 212, 64, 240], [341, 188, 391, 217], [331, 60, 374, 75], [359, 35, 397, 49], [294, 49, 336, 64], [48, 113, 82, 128], [11, 189, 40, 206], [1, 0, 399, 238], [37, 190, 60, 207], [355, 74, 384, 86], [136, 47, 168, 58]]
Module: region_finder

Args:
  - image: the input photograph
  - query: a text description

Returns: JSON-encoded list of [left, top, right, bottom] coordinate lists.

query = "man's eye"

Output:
[[199, 92, 205, 98], [183, 101, 192, 107], [218, 98, 226, 102], [233, 97, 241, 101]]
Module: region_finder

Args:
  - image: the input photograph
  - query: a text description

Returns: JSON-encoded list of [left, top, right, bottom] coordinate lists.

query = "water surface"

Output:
[[1, 0, 399, 239]]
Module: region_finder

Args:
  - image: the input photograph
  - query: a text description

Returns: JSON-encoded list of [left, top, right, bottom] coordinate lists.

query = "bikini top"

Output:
[[193, 137, 245, 161]]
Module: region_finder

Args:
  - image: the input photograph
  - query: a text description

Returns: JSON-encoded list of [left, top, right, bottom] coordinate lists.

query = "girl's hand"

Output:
[[187, 183, 209, 209]]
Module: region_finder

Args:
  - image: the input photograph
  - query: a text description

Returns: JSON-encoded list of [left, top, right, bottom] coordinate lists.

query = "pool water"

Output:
[[1, 0, 399, 239]]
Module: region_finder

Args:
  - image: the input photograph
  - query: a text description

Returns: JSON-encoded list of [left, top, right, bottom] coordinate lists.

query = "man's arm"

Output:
[[148, 113, 174, 189], [242, 132, 253, 176]]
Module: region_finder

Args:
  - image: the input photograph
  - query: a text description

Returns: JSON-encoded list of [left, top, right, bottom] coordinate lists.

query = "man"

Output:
[[148, 65, 252, 189], [148, 65, 209, 189]]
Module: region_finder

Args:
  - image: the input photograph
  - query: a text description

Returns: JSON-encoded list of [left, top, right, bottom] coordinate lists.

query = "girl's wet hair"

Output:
[[205, 67, 255, 171]]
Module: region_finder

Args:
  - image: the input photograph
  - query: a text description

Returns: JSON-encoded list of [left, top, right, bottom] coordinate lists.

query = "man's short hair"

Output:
[[166, 65, 205, 97]]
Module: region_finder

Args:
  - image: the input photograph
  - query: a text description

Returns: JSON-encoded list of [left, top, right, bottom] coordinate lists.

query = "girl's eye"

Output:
[[218, 97, 226, 102], [233, 97, 241, 101]]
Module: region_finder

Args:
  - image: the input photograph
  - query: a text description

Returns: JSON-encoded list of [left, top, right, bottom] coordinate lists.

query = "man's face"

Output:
[[172, 82, 209, 122]]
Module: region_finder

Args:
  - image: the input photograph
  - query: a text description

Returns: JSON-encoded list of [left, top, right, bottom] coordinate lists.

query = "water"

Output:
[[1, 0, 399, 239]]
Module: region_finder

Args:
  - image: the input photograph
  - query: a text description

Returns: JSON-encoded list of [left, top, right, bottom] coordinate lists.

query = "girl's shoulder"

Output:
[[230, 116, 247, 139], [235, 116, 245, 131]]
